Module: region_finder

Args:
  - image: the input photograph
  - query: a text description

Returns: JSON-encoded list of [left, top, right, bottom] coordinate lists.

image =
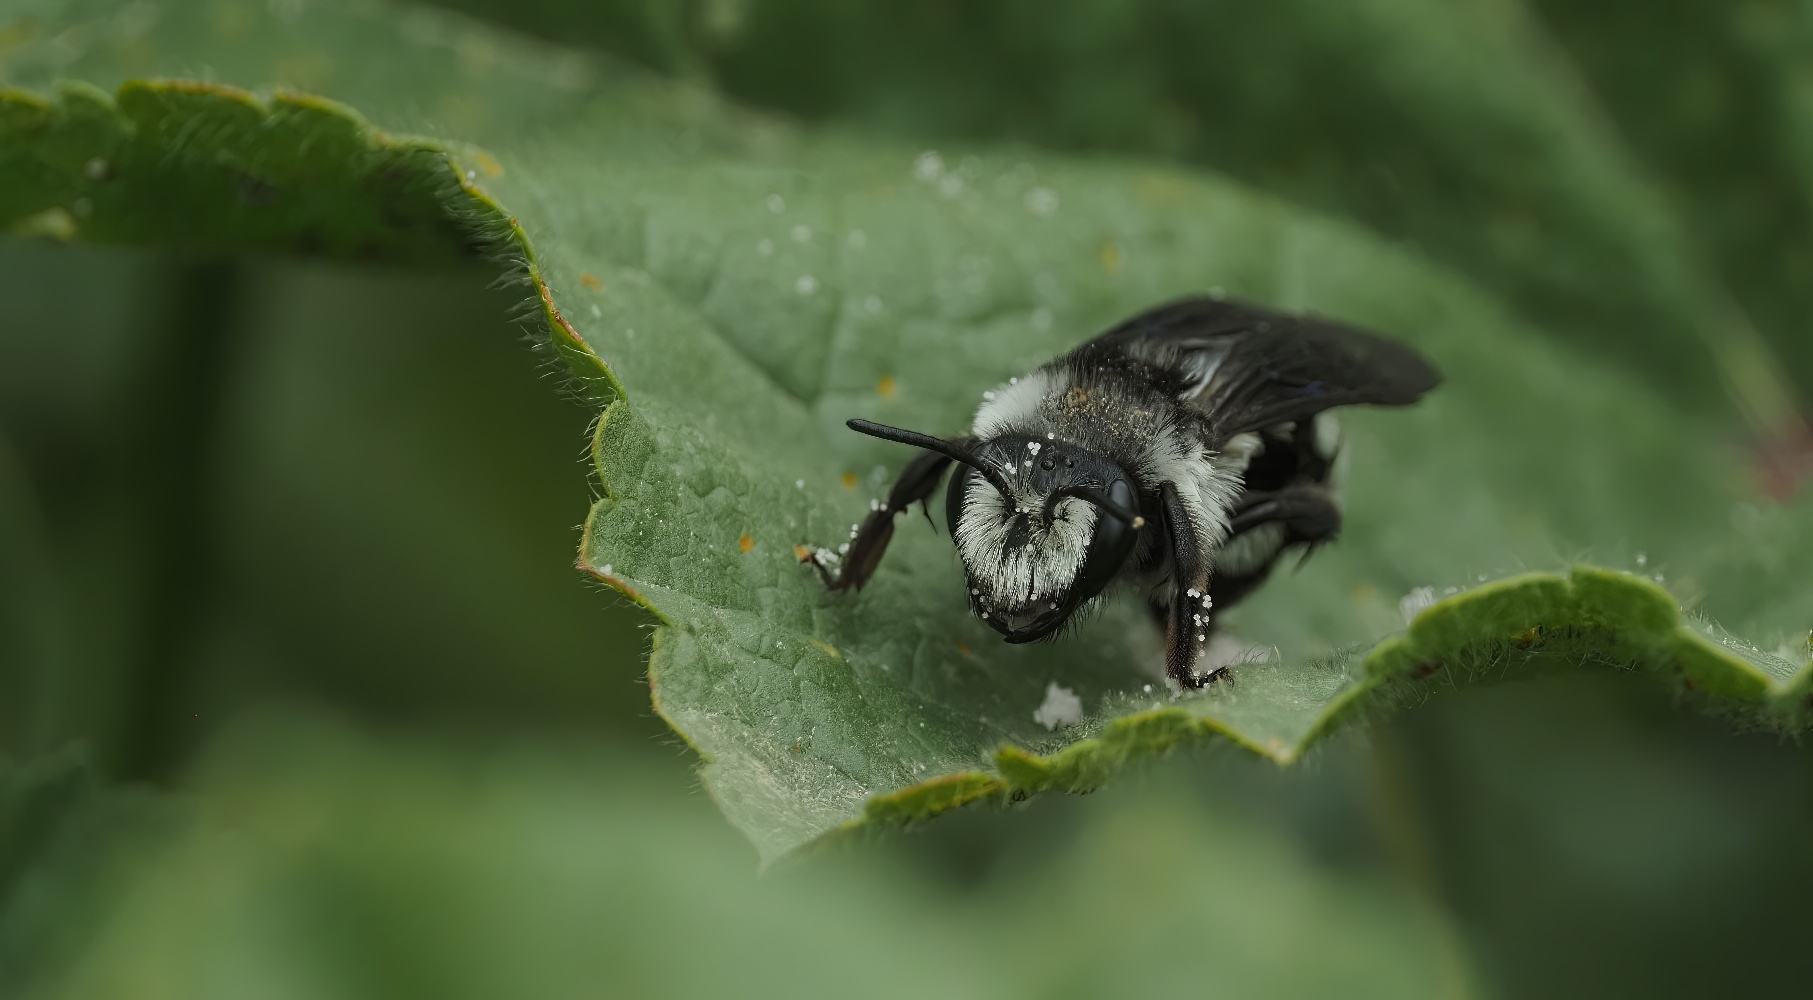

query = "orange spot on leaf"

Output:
[[472, 150, 505, 177], [876, 375, 898, 399], [955, 642, 971, 655], [579, 272, 603, 291], [1099, 240, 1123, 273], [738, 534, 754, 553], [841, 471, 858, 489], [794, 544, 812, 562]]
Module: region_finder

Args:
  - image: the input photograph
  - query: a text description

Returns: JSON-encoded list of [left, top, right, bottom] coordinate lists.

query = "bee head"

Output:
[[845, 419, 1144, 644]]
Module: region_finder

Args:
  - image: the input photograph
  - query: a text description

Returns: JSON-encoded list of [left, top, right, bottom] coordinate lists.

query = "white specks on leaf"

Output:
[[1033, 682, 1083, 731], [791, 224, 812, 242], [1024, 186, 1059, 216], [795, 274, 818, 295], [766, 193, 785, 213], [1399, 586, 1437, 624], [914, 151, 944, 180]]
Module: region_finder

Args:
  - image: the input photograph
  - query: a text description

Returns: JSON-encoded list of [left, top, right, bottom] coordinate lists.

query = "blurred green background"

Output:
[[5, 1, 1813, 997]]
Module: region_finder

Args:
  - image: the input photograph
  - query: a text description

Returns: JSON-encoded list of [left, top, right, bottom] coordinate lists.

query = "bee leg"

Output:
[[1158, 482, 1223, 688], [1227, 488, 1341, 542], [1211, 488, 1343, 606], [814, 450, 953, 591]]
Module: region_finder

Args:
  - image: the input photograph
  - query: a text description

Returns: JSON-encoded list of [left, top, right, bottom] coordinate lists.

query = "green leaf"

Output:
[[427, 0, 1806, 422], [3, 0, 1809, 862]]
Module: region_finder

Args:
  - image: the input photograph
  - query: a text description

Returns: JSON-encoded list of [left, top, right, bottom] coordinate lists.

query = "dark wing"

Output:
[[1075, 296, 1440, 438]]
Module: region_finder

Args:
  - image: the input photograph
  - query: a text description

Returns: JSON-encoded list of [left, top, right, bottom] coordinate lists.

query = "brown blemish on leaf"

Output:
[[793, 544, 812, 562], [876, 375, 898, 399], [840, 471, 858, 489], [738, 533, 754, 553], [1512, 625, 1544, 650], [955, 642, 971, 655], [579, 272, 602, 291]]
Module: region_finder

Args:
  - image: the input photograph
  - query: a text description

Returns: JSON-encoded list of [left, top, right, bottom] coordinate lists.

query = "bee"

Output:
[[814, 296, 1440, 688]]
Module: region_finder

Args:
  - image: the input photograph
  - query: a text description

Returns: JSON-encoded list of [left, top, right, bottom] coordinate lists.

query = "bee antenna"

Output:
[[1043, 485, 1146, 529], [845, 419, 1018, 500]]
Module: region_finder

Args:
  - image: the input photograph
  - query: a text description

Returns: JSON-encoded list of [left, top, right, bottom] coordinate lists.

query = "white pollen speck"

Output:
[[869, 499, 879, 511], [601, 564, 612, 575], [1027, 442, 1041, 454], [1143, 684, 1152, 694], [1009, 377, 1018, 384], [938, 174, 964, 197], [970, 588, 979, 595], [795, 274, 819, 295], [1032, 682, 1083, 731], [1186, 588, 1200, 598], [1030, 307, 1052, 330], [1024, 185, 1059, 216], [1635, 552, 1647, 567], [766, 194, 786, 213], [838, 542, 850, 554], [791, 224, 812, 242], [1046, 432, 1055, 440], [795, 479, 804, 488], [776, 641, 783, 648], [847, 229, 867, 249], [1399, 586, 1437, 624], [864, 295, 883, 314], [756, 238, 773, 256], [983, 391, 996, 401], [914, 151, 944, 180], [980, 611, 989, 619]]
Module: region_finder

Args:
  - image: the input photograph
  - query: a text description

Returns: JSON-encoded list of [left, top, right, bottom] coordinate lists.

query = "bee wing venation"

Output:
[[1080, 297, 1440, 439]]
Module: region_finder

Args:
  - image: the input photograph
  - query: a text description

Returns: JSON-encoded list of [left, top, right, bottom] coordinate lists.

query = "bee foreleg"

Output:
[[815, 449, 953, 591], [1159, 481, 1224, 688]]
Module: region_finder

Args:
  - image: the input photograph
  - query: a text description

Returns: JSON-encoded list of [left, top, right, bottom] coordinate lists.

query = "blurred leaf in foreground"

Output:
[[33, 714, 1468, 999]]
